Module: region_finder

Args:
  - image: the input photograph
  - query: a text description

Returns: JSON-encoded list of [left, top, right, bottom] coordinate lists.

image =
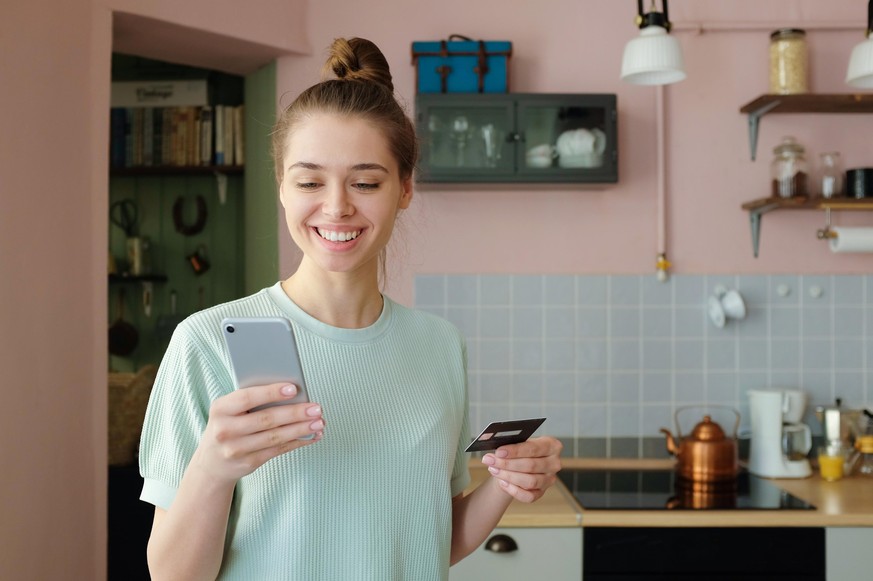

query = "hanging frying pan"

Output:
[[109, 287, 139, 356]]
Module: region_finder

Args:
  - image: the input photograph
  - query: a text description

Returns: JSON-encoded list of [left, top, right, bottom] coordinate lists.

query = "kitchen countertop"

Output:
[[465, 464, 582, 528], [468, 458, 873, 528]]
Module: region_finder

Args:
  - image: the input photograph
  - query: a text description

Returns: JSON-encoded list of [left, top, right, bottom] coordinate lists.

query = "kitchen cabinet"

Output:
[[450, 527, 582, 581], [738, 94, 873, 257], [415, 93, 617, 184], [826, 527, 873, 581], [583, 526, 824, 580]]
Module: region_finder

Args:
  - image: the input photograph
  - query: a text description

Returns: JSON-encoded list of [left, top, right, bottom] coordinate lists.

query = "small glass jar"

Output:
[[769, 29, 808, 94], [819, 152, 844, 198], [856, 436, 873, 476], [770, 136, 809, 198]]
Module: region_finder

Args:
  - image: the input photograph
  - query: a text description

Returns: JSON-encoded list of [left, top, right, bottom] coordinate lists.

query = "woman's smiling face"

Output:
[[278, 113, 412, 279]]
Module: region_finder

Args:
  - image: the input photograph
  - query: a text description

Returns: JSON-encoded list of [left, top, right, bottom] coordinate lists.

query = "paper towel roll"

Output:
[[829, 227, 873, 253]]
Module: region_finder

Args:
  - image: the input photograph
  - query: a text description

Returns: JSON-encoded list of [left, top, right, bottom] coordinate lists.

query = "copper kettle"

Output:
[[660, 407, 740, 482]]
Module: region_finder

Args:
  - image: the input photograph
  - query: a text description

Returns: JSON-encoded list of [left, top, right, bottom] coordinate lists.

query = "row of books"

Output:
[[109, 105, 244, 169]]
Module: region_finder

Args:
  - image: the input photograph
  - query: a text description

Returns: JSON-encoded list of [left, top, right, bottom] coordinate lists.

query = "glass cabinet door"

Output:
[[416, 97, 514, 181], [415, 93, 617, 184], [516, 94, 616, 182]]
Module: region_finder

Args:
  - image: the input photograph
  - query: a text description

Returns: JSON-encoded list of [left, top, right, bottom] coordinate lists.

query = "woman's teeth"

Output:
[[317, 228, 360, 242]]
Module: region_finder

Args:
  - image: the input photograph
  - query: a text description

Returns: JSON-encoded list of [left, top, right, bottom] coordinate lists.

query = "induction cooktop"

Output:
[[557, 469, 815, 510]]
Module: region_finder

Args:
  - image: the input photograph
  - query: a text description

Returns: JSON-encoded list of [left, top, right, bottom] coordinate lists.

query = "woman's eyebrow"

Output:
[[289, 161, 322, 170], [288, 162, 389, 173], [351, 163, 389, 173]]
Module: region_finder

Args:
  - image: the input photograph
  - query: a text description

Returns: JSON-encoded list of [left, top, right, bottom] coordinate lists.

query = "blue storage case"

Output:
[[411, 35, 512, 93]]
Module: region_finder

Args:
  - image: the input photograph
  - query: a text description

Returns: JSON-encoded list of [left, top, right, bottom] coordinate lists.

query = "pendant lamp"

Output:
[[621, 0, 686, 85], [846, 0, 873, 88]]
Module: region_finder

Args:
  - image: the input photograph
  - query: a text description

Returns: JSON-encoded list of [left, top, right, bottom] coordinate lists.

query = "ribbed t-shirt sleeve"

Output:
[[450, 335, 472, 498], [138, 320, 226, 509]]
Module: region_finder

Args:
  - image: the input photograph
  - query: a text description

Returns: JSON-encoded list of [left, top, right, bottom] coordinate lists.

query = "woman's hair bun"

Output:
[[323, 37, 394, 92]]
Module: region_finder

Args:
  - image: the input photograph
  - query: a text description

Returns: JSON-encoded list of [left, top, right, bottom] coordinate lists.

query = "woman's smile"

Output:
[[315, 227, 362, 243]]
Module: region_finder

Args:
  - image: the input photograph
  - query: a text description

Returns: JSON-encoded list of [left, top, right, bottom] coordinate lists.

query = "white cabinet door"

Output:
[[450, 527, 582, 581], [826, 527, 873, 581]]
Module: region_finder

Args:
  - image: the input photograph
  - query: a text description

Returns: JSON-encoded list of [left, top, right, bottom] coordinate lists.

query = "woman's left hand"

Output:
[[481, 436, 563, 503]]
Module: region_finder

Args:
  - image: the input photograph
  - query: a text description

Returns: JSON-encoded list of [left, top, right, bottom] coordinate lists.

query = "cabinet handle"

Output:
[[484, 533, 518, 553]]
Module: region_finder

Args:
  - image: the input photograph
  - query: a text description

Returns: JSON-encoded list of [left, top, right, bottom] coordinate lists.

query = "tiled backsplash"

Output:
[[414, 274, 873, 452]]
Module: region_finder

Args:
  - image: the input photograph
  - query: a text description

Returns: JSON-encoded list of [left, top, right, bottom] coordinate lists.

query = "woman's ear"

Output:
[[398, 176, 413, 210], [278, 179, 288, 208]]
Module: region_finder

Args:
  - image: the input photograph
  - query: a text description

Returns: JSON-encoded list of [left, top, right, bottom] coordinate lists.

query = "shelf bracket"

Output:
[[747, 200, 782, 258], [746, 99, 781, 161]]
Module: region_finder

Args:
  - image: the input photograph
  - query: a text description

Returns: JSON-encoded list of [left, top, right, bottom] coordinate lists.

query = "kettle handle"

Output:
[[674, 405, 741, 438]]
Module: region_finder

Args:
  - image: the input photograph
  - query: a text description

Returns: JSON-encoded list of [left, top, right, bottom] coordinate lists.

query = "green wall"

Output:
[[244, 61, 279, 295]]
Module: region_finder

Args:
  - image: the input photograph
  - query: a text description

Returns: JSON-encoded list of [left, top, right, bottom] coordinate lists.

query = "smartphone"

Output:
[[221, 317, 311, 415]]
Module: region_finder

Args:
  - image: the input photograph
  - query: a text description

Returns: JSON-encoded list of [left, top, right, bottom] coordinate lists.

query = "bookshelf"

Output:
[[108, 55, 247, 371]]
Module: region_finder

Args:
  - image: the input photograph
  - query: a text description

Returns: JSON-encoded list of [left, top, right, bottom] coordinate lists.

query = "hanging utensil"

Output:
[[142, 282, 153, 317], [110, 200, 139, 237], [108, 287, 139, 356]]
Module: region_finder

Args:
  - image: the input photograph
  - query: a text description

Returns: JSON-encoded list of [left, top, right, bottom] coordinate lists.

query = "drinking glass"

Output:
[[820, 152, 843, 198]]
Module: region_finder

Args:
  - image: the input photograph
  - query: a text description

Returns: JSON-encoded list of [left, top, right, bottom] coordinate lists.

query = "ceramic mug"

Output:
[[525, 144, 556, 168], [720, 289, 747, 320]]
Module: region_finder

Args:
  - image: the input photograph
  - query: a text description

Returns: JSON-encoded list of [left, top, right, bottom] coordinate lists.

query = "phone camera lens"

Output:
[[226, 325, 235, 333]]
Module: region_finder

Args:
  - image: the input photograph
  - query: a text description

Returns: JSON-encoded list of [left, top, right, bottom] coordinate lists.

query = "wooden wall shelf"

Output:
[[739, 94, 873, 160], [110, 165, 243, 177], [109, 274, 168, 283], [740, 196, 873, 257]]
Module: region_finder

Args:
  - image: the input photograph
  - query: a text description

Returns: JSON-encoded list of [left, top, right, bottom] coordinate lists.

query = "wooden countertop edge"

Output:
[[472, 457, 873, 528]]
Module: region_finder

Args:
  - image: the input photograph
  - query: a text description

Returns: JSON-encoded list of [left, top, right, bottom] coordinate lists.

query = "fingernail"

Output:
[[488, 466, 499, 475], [499, 479, 509, 488], [481, 455, 495, 466], [306, 405, 322, 417], [310, 419, 325, 431], [496, 449, 508, 458], [280, 384, 296, 396]]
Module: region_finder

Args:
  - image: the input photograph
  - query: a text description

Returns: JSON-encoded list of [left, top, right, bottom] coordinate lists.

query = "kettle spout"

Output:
[[660, 427, 679, 456]]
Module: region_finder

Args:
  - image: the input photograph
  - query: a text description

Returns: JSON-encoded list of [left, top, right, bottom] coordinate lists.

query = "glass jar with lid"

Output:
[[771, 136, 809, 198], [769, 29, 808, 94]]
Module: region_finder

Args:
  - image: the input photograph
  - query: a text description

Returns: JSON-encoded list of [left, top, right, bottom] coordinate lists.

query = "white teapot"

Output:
[[555, 128, 606, 168]]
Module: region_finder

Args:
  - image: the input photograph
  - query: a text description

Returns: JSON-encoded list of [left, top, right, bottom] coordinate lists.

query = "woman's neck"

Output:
[[281, 262, 384, 329]]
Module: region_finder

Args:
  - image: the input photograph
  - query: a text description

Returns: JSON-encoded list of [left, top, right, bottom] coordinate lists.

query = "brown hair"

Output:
[[271, 37, 418, 184]]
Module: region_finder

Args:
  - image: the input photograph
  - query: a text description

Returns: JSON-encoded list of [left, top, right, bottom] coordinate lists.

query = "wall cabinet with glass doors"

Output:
[[415, 93, 617, 184]]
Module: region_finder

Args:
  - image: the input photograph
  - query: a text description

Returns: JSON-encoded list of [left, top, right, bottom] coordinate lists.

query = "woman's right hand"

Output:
[[191, 382, 324, 484]]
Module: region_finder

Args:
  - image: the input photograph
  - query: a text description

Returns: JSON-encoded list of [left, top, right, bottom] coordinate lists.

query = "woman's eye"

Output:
[[296, 182, 319, 190], [354, 182, 379, 191]]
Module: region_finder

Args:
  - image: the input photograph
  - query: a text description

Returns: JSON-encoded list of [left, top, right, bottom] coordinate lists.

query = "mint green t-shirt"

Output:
[[139, 283, 471, 580]]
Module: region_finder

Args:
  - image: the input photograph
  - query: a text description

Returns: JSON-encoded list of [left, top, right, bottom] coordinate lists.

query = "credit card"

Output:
[[464, 417, 547, 452]]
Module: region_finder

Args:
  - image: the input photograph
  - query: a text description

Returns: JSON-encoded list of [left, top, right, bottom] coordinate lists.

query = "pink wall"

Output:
[[0, 1, 305, 579], [276, 0, 873, 305]]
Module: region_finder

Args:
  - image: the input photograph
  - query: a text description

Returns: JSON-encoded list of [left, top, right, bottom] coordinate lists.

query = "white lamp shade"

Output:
[[846, 36, 873, 88], [621, 25, 686, 86]]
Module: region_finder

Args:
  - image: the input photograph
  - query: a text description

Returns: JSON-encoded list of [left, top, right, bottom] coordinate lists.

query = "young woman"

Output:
[[139, 37, 562, 581]]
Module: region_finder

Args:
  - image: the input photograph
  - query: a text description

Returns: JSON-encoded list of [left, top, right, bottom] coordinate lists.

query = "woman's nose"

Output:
[[322, 185, 353, 218]]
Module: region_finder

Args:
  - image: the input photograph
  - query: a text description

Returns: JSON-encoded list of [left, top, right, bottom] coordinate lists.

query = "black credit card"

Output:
[[464, 417, 547, 452]]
